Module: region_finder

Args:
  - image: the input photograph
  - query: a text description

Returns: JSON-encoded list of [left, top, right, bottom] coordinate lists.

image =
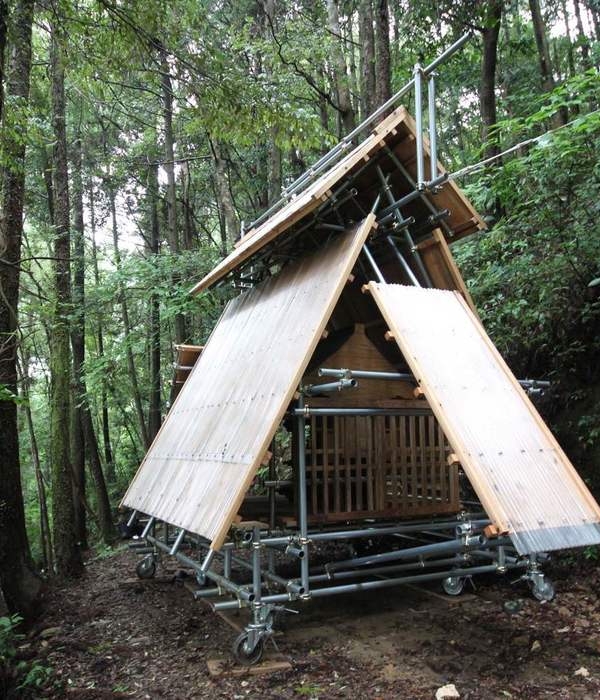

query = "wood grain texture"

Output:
[[121, 217, 375, 548], [369, 283, 600, 554]]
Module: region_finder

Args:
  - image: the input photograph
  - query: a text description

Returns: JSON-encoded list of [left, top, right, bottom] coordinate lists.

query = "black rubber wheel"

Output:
[[136, 556, 156, 580], [232, 632, 264, 666]]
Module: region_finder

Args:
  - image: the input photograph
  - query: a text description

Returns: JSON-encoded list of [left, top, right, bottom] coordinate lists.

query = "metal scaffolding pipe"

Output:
[[259, 518, 490, 547], [362, 244, 386, 283], [147, 535, 252, 601], [169, 528, 186, 556], [428, 73, 437, 181], [141, 517, 155, 539], [304, 378, 358, 396], [313, 556, 464, 583], [319, 367, 415, 382], [414, 63, 425, 188], [212, 559, 526, 611], [326, 534, 502, 573], [292, 407, 433, 417], [387, 235, 421, 286], [383, 146, 453, 237], [297, 395, 310, 596]]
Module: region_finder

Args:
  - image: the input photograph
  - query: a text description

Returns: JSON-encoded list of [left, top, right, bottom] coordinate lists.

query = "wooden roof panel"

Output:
[[190, 107, 484, 296], [369, 283, 600, 554], [122, 216, 375, 548]]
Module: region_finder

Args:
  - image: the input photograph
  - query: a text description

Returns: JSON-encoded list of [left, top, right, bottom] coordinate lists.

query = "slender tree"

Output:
[[374, 0, 391, 108], [72, 133, 114, 543], [0, 0, 8, 121], [107, 178, 150, 449], [159, 45, 188, 344], [146, 162, 162, 442], [479, 0, 502, 159], [573, 0, 592, 68], [211, 140, 239, 250], [0, 0, 42, 613], [18, 351, 53, 573], [358, 0, 376, 118], [70, 136, 87, 550], [49, 22, 82, 577], [561, 0, 576, 78], [326, 0, 355, 134], [529, 0, 568, 125], [88, 181, 115, 481]]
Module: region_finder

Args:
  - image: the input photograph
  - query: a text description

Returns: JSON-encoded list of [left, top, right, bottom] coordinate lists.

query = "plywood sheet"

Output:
[[121, 217, 375, 548], [369, 283, 600, 554]]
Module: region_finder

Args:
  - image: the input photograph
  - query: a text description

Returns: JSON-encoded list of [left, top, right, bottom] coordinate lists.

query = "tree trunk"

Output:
[[181, 163, 194, 250], [561, 0, 576, 78], [345, 13, 359, 118], [479, 0, 502, 160], [0, 0, 42, 614], [374, 0, 391, 109], [268, 136, 282, 207], [159, 46, 187, 345], [211, 140, 239, 249], [50, 22, 82, 578], [573, 0, 592, 69], [89, 182, 115, 481], [18, 352, 53, 573], [82, 406, 115, 543], [529, 0, 555, 93], [358, 0, 376, 119], [262, 0, 282, 206], [72, 135, 114, 545], [70, 134, 87, 551], [0, 0, 8, 122], [326, 0, 355, 135], [147, 163, 161, 442], [529, 0, 568, 125], [584, 0, 600, 41], [108, 184, 150, 449]]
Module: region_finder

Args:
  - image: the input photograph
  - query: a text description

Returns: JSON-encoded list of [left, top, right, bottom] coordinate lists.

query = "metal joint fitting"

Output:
[[456, 522, 472, 536]]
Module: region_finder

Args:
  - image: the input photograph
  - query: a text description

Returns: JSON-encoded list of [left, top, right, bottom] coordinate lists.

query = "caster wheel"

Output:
[[442, 575, 466, 596], [530, 578, 555, 602], [136, 556, 156, 580], [232, 632, 264, 666]]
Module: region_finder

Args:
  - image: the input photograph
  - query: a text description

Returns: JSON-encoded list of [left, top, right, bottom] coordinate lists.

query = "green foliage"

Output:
[[0, 615, 52, 697]]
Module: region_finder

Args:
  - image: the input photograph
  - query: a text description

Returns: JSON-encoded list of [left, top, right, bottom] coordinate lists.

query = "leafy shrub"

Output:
[[0, 615, 52, 698]]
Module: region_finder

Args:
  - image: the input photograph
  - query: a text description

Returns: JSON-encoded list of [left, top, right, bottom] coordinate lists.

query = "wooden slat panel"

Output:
[[369, 283, 600, 554], [303, 411, 458, 521], [121, 217, 375, 548]]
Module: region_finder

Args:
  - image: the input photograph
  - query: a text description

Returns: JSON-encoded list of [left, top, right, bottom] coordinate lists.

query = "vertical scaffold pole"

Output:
[[252, 526, 262, 605], [414, 63, 425, 189], [428, 73, 437, 181], [297, 394, 310, 596]]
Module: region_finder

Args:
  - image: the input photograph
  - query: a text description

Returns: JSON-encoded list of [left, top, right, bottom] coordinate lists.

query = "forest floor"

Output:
[[21, 547, 600, 699]]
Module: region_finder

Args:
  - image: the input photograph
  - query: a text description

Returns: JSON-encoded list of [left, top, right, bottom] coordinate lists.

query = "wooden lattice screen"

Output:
[[304, 413, 460, 522]]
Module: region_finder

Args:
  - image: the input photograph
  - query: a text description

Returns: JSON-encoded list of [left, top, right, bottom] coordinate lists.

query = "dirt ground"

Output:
[[21, 547, 600, 699]]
